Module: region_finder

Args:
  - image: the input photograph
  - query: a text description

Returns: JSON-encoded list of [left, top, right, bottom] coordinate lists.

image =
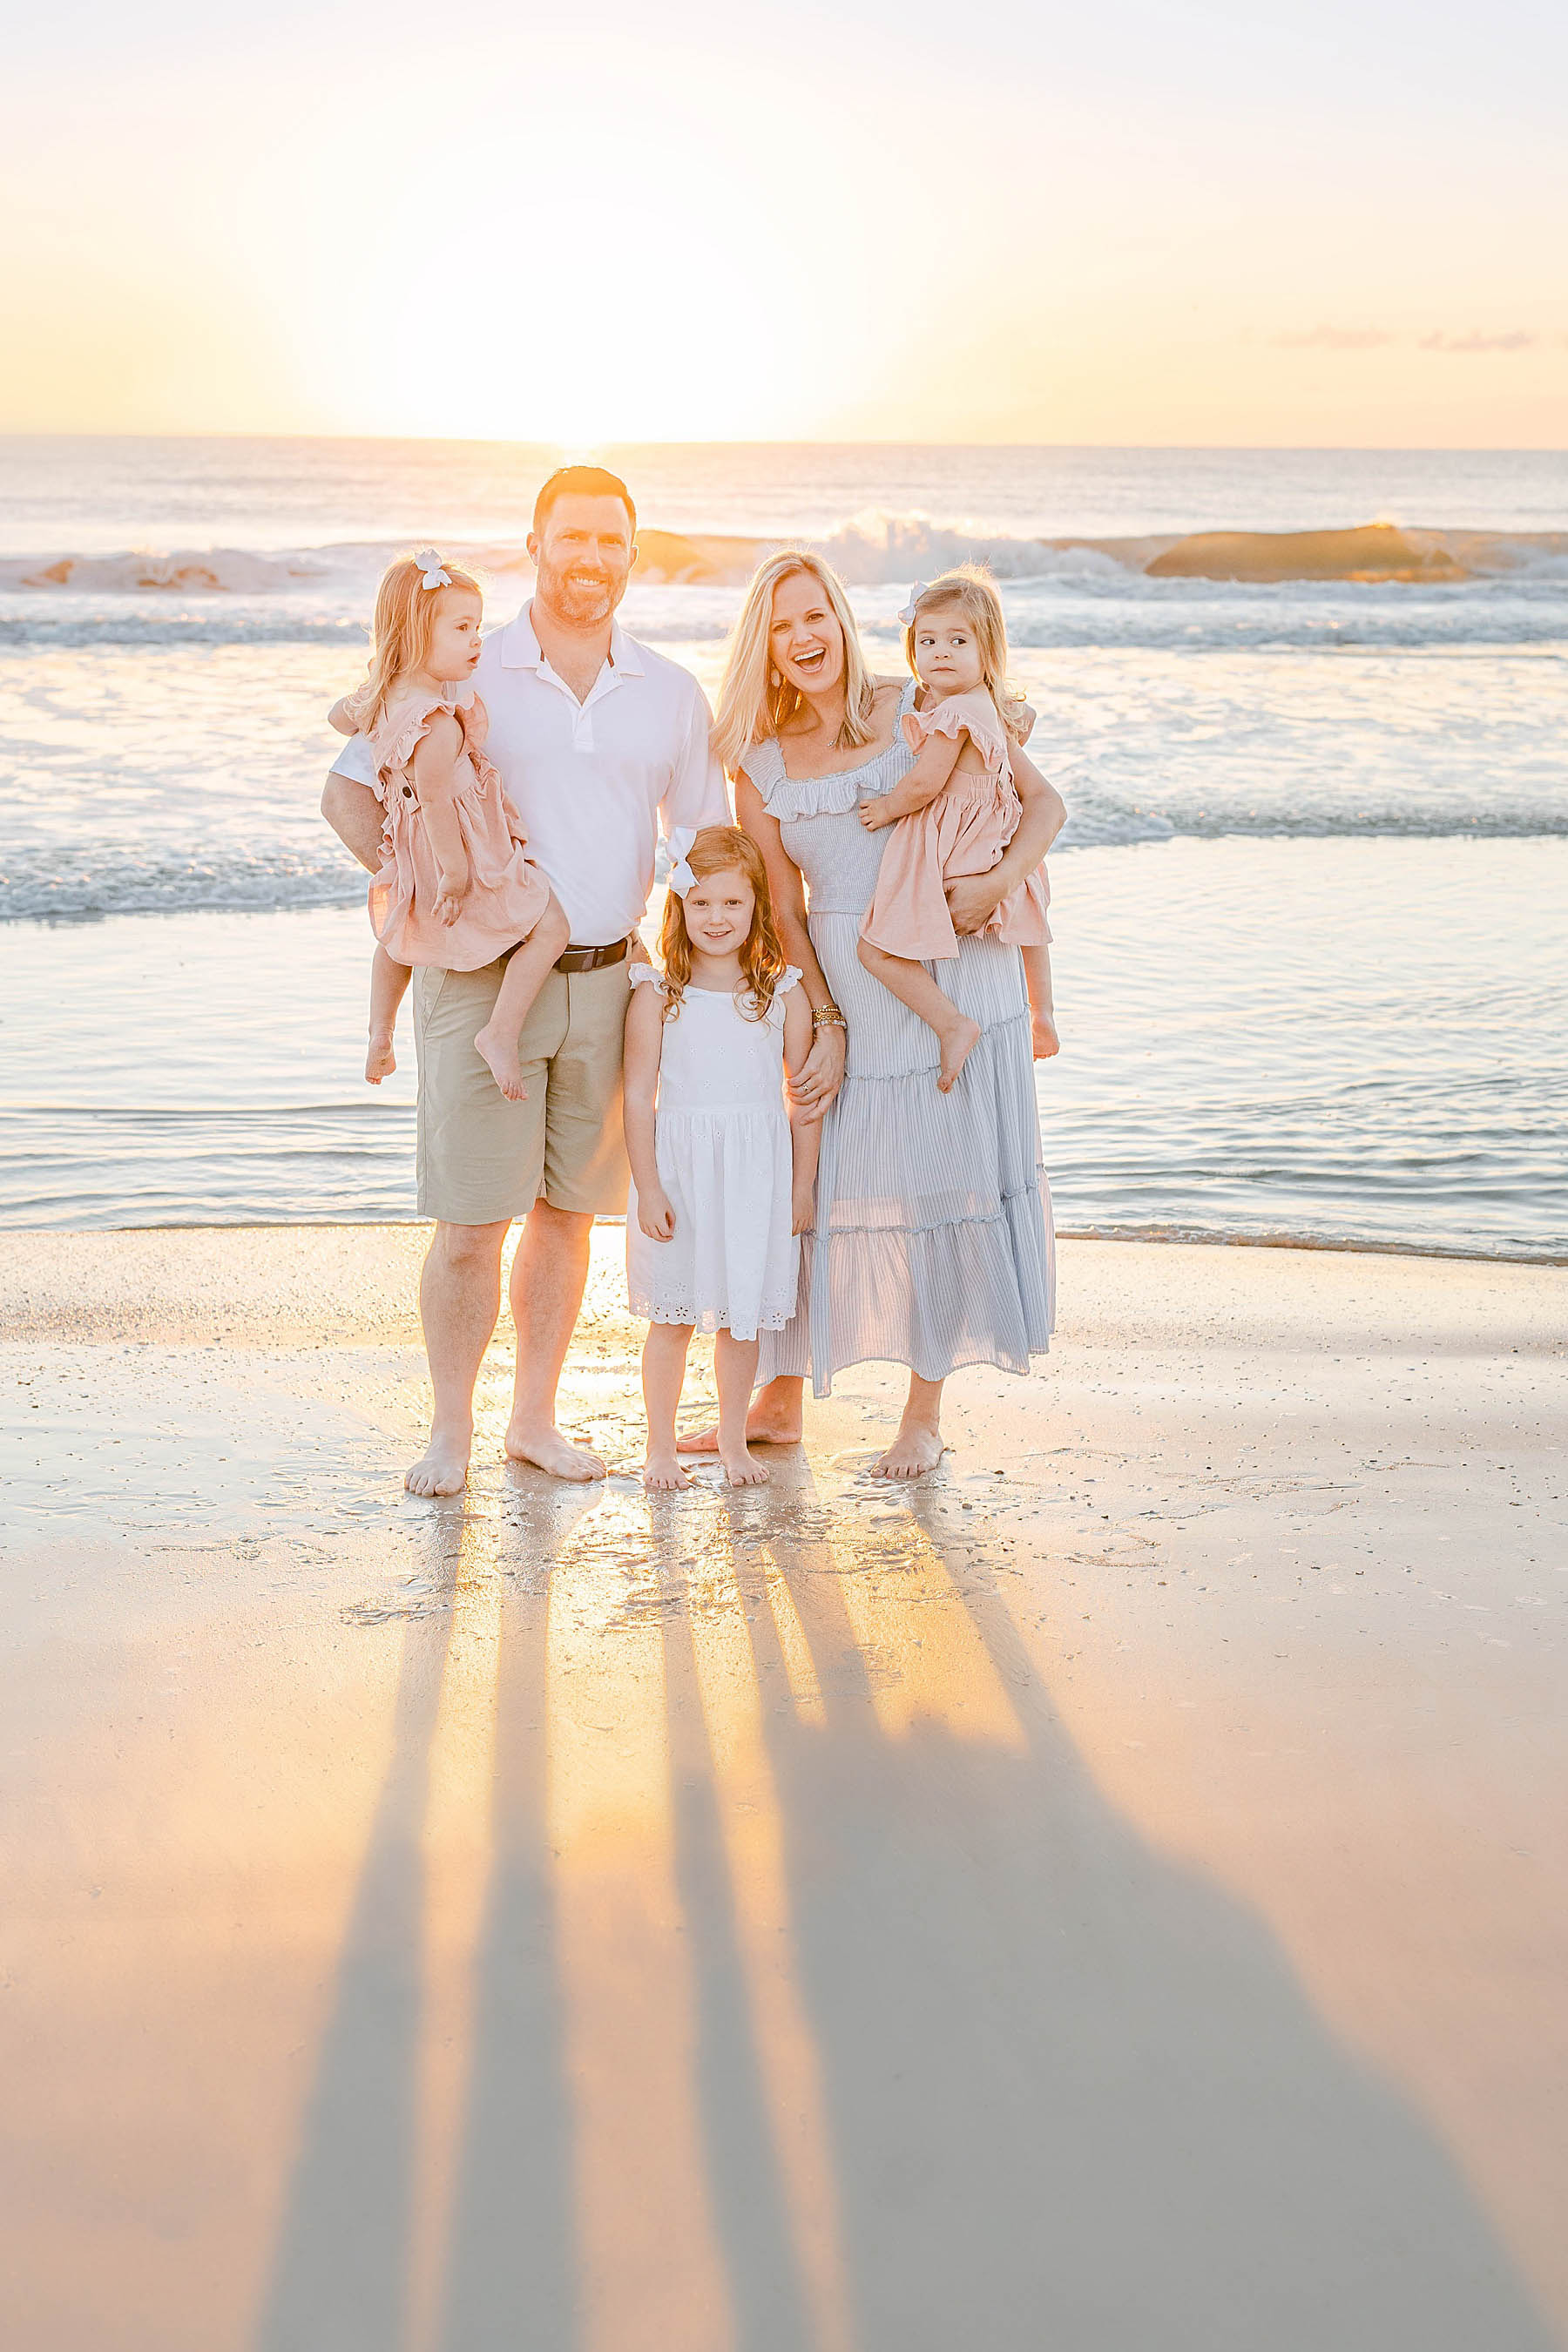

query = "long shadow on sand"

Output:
[[718, 1477, 1558, 2352], [254, 1464, 1556, 2352], [255, 1486, 594, 2352]]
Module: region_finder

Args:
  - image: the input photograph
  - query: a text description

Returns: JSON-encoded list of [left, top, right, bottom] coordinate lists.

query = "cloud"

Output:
[[1273, 324, 1396, 349], [1418, 328, 1537, 352]]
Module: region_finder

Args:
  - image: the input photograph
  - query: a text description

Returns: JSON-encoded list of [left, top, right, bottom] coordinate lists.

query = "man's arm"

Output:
[[321, 730, 384, 875], [660, 685, 732, 834]]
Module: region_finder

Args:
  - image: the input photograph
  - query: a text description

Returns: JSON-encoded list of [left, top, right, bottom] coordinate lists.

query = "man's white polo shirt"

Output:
[[331, 604, 730, 946]]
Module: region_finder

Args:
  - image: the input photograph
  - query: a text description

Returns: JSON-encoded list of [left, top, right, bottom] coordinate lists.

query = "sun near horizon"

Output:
[[4, 0, 1565, 450]]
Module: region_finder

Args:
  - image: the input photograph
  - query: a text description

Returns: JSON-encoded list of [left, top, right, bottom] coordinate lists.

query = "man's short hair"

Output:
[[531, 465, 637, 541]]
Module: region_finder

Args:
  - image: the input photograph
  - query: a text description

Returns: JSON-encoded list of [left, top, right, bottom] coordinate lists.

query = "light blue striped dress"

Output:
[[748, 686, 1055, 1397]]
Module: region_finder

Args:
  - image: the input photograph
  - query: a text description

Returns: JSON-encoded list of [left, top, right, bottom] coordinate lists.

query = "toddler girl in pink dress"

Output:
[[329, 551, 567, 1097], [857, 568, 1057, 1091]]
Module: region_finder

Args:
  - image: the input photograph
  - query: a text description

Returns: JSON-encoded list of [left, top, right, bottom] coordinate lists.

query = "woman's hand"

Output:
[[943, 872, 1007, 935], [639, 1188, 676, 1241], [786, 1021, 847, 1122]]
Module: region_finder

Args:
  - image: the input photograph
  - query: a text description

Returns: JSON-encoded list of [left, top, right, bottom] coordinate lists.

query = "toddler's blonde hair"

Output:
[[903, 567, 1029, 740], [355, 552, 483, 728]]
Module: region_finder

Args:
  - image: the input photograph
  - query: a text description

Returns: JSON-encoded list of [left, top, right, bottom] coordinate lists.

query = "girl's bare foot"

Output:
[[1032, 1012, 1059, 1059], [406, 1424, 470, 1497], [366, 1033, 397, 1085], [643, 1451, 693, 1491], [475, 1024, 528, 1102], [720, 1443, 771, 1486], [871, 1423, 945, 1479], [936, 1014, 982, 1093]]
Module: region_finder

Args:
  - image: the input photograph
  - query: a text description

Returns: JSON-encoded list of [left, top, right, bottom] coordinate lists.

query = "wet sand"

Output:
[[3, 1227, 1565, 2352]]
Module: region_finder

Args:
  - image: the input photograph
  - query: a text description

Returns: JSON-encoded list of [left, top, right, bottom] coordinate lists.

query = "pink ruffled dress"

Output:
[[354, 684, 552, 970], [859, 687, 1051, 963]]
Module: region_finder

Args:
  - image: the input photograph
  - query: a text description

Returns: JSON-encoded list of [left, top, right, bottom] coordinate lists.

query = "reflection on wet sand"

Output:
[[247, 1459, 1554, 2352], [5, 1233, 1564, 2351]]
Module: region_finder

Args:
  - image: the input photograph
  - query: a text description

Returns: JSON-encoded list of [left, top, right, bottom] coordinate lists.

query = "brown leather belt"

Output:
[[554, 936, 630, 975]]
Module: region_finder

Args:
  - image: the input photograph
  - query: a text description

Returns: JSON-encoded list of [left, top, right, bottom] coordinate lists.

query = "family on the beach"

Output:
[[321, 466, 1065, 1494]]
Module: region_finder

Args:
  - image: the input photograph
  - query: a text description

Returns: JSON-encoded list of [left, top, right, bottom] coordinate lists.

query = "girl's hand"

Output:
[[434, 868, 469, 925], [787, 1022, 846, 1122], [859, 797, 896, 831], [639, 1189, 676, 1241], [791, 1176, 816, 1236]]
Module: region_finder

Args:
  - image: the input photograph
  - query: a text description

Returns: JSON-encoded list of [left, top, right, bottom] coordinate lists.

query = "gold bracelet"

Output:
[[811, 1004, 847, 1030]]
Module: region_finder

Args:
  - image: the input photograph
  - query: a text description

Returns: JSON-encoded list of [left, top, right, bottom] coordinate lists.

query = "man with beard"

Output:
[[321, 466, 729, 1493]]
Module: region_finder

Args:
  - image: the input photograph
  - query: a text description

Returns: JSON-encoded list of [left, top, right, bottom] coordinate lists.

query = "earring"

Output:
[[770, 666, 781, 687]]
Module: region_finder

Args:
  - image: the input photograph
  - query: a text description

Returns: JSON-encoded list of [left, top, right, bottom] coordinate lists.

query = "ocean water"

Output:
[[2, 437, 1565, 1257]]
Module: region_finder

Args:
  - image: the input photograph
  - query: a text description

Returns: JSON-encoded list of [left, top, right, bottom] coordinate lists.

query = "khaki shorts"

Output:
[[413, 953, 632, 1226]]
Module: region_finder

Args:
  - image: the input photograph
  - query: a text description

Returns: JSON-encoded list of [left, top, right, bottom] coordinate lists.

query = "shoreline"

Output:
[[3, 1226, 1565, 2346], [8, 1216, 1565, 1269]]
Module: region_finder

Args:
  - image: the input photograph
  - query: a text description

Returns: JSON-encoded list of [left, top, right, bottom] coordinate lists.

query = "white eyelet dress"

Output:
[[625, 963, 802, 1342], [745, 686, 1055, 1397]]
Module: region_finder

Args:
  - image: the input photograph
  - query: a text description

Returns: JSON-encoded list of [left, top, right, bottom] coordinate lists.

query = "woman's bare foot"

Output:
[[678, 1400, 802, 1454], [936, 1014, 982, 1093], [406, 1423, 470, 1497], [643, 1451, 693, 1491], [871, 1421, 945, 1479], [720, 1443, 771, 1487], [366, 1032, 397, 1085], [1031, 1011, 1060, 1059], [474, 1024, 529, 1103], [505, 1418, 606, 1483]]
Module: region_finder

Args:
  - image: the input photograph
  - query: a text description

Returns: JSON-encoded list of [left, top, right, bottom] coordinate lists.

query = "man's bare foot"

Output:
[[643, 1451, 693, 1491], [505, 1420, 606, 1482], [871, 1423, 945, 1479], [366, 1033, 397, 1085], [678, 1402, 802, 1454], [475, 1024, 529, 1103], [1032, 1011, 1060, 1060], [406, 1426, 470, 1497], [720, 1443, 771, 1487], [936, 1015, 982, 1093]]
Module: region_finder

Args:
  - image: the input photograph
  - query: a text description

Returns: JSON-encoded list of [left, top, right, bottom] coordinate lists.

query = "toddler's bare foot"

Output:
[[1032, 1011, 1060, 1060], [475, 1024, 528, 1102], [720, 1443, 771, 1487], [936, 1015, 982, 1093], [405, 1424, 470, 1497], [366, 1033, 397, 1085], [643, 1451, 693, 1491]]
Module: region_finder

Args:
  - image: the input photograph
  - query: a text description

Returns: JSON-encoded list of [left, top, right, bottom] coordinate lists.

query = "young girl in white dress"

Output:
[[857, 568, 1058, 1092], [328, 551, 567, 1095], [624, 825, 820, 1490]]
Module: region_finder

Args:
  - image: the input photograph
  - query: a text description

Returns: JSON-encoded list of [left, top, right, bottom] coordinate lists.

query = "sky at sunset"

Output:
[[6, 0, 1565, 445]]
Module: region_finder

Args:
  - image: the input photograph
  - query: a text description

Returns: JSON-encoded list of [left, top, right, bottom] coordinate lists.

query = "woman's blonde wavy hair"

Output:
[[658, 827, 787, 1024], [355, 553, 483, 728], [904, 567, 1029, 740], [713, 551, 878, 775]]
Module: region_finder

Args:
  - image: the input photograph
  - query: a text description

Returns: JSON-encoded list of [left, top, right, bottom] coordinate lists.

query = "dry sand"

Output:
[[2, 1227, 1564, 2352]]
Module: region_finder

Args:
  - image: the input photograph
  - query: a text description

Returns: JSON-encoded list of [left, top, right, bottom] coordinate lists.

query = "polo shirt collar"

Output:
[[497, 602, 643, 679]]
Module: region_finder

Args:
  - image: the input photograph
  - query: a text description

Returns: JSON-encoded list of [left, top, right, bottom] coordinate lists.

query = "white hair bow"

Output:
[[414, 548, 452, 591], [897, 580, 930, 626], [666, 827, 698, 897]]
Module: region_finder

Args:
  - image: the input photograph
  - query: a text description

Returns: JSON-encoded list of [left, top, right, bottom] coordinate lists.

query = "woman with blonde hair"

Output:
[[680, 550, 1066, 1478]]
